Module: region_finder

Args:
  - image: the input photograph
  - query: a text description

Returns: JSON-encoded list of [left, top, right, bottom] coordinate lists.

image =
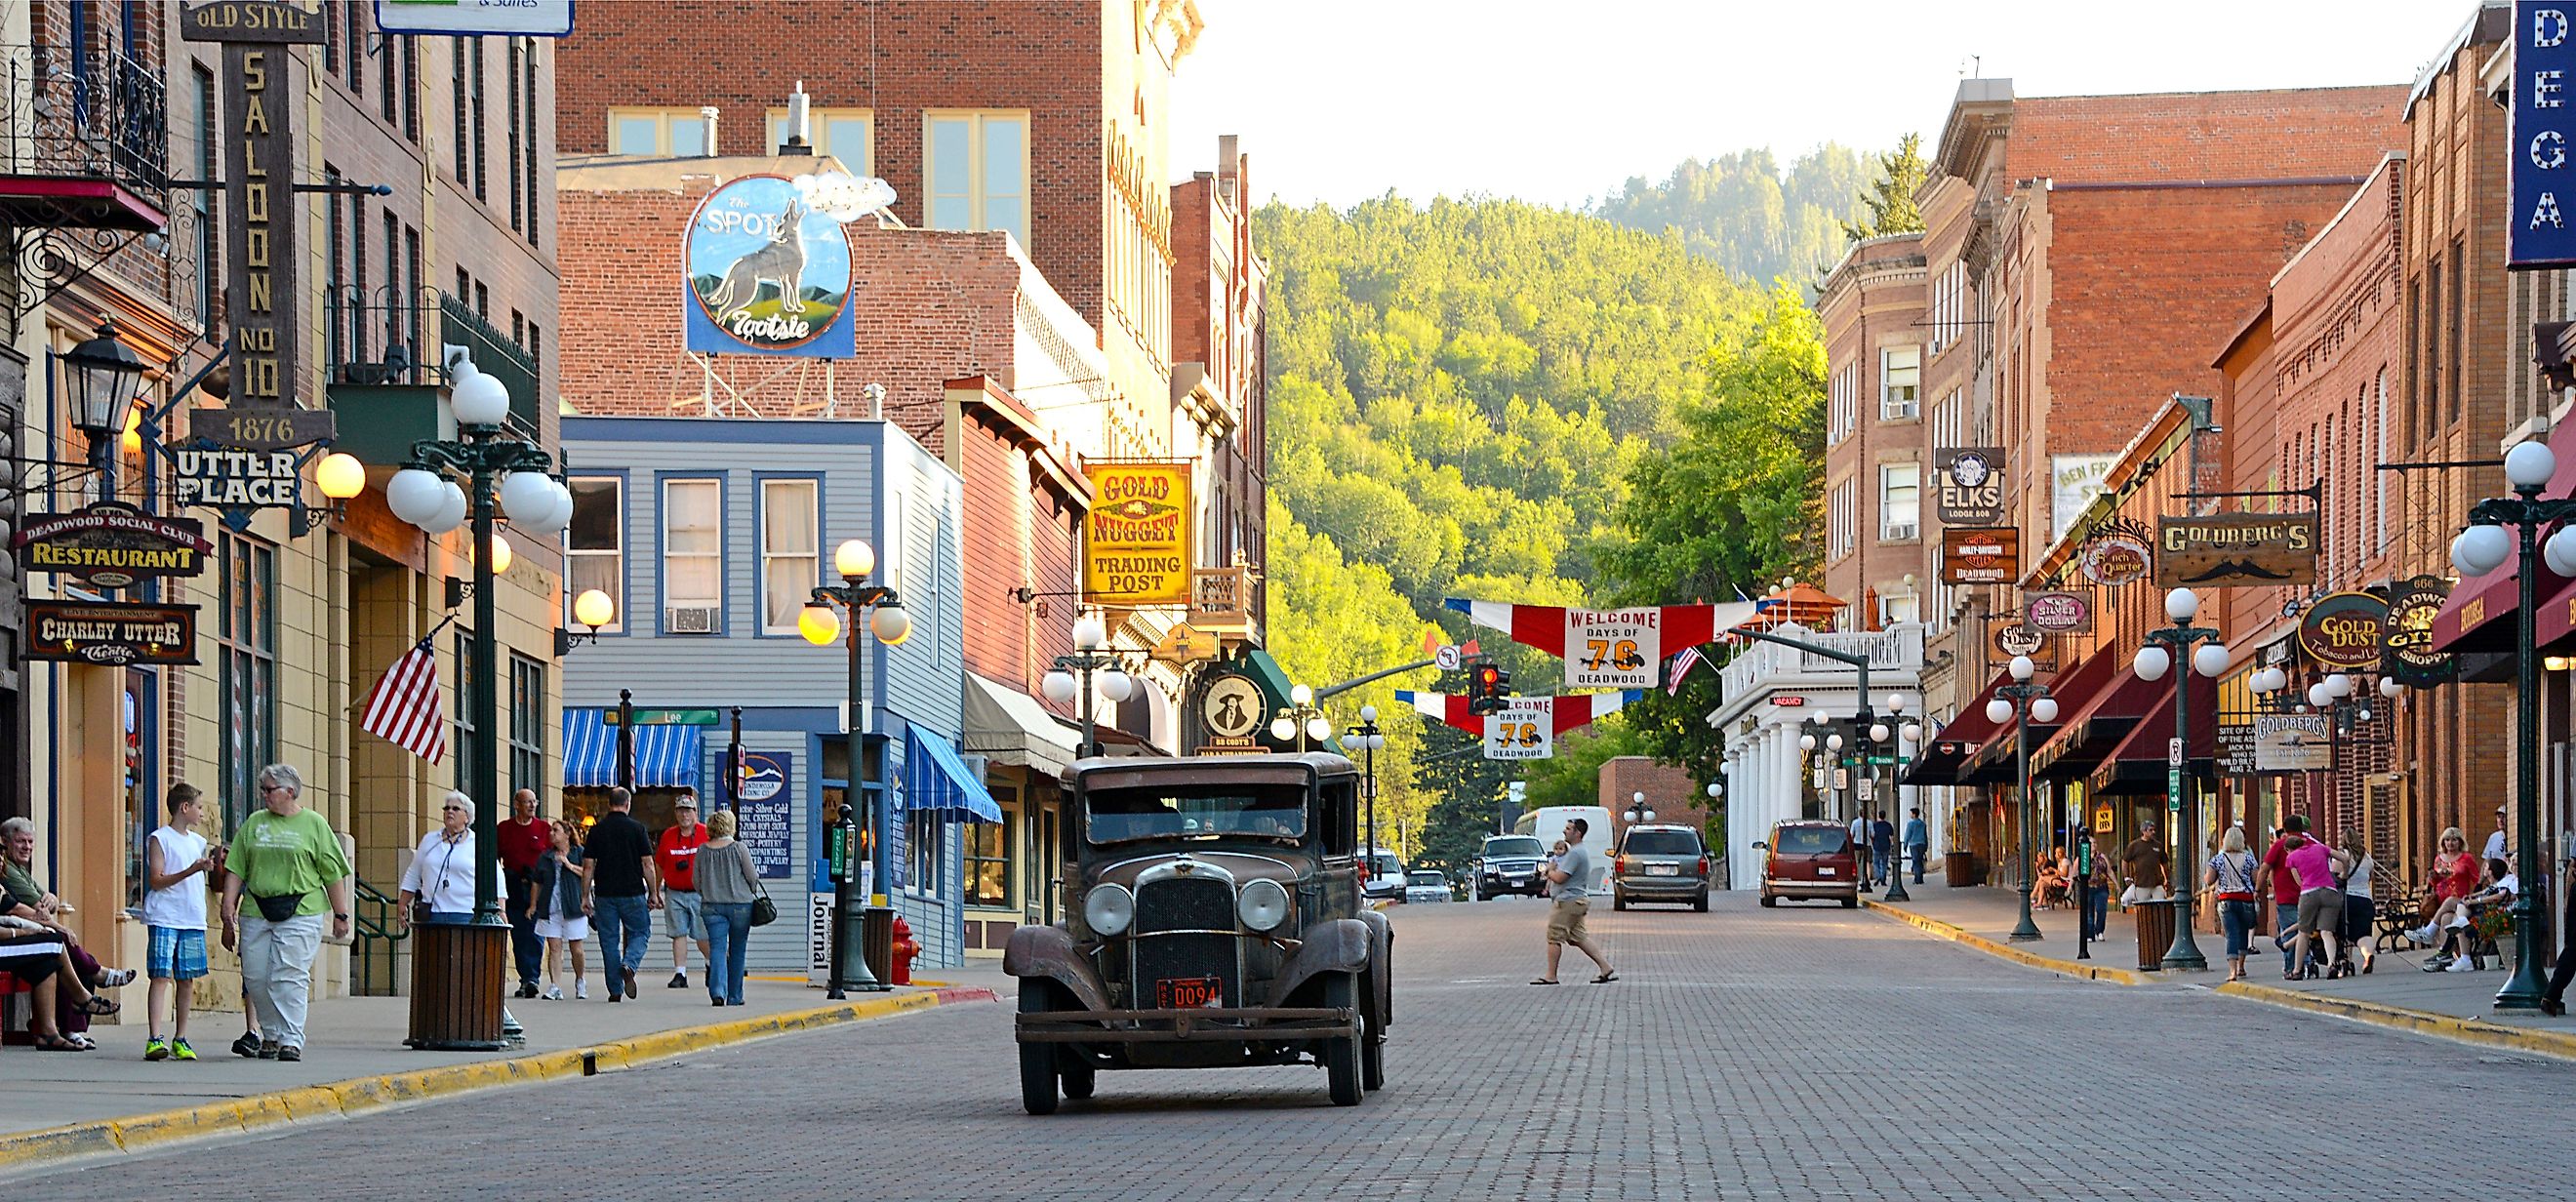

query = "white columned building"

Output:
[[1708, 622, 1929, 893]]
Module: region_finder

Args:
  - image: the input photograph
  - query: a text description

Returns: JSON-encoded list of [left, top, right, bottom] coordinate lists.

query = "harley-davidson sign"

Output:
[[1941, 528, 2019, 584], [25, 601, 200, 666], [2298, 591, 2389, 671], [11, 503, 211, 589]]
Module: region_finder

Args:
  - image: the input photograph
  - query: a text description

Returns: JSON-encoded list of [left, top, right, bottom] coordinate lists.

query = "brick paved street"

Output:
[[11, 895, 2573, 1201]]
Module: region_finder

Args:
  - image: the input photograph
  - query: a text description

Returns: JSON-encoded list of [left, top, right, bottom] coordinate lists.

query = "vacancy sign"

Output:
[[2516, 3, 2576, 267], [1564, 608, 1660, 690]]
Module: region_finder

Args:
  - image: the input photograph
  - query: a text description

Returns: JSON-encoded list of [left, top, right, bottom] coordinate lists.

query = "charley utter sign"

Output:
[[2298, 591, 2390, 671], [12, 503, 211, 589], [1082, 461, 1192, 606], [26, 601, 200, 666], [2154, 512, 2316, 587], [683, 174, 857, 357]]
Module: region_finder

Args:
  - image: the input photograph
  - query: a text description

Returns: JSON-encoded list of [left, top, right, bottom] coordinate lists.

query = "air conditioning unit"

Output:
[[1882, 524, 1919, 542], [666, 606, 718, 633]]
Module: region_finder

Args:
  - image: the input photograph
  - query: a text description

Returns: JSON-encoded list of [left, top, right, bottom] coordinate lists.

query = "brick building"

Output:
[[1817, 232, 1928, 633]]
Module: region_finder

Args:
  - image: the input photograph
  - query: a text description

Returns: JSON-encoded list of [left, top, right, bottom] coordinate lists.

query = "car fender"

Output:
[[1265, 917, 1372, 1007], [1001, 924, 1112, 1013], [1357, 908, 1393, 1029]]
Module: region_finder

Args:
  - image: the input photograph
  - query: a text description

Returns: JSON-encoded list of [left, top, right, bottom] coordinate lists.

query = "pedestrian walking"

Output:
[[499, 788, 549, 999], [1903, 808, 1929, 884], [1849, 812, 1873, 887], [1870, 811, 1896, 887], [141, 783, 217, 1061], [1531, 818, 1615, 985], [2338, 829, 2377, 975], [583, 786, 660, 1002], [219, 764, 352, 1062], [656, 793, 712, 988], [2282, 824, 2350, 981], [529, 819, 590, 1000], [2206, 826, 2261, 983], [2, 816, 135, 1049], [2541, 843, 2575, 1016], [694, 810, 759, 1007], [2120, 821, 2170, 904], [2255, 818, 2311, 976], [2083, 841, 2113, 941], [398, 792, 478, 929]]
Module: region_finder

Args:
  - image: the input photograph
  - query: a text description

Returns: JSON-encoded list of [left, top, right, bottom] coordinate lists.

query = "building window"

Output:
[[193, 64, 219, 329], [521, 41, 540, 248], [1880, 346, 1919, 420], [760, 478, 819, 634], [506, 39, 523, 227], [923, 110, 1028, 249], [1879, 462, 1919, 541], [609, 106, 708, 156], [906, 808, 945, 898], [344, 2, 366, 95], [767, 106, 871, 170], [215, 533, 277, 831], [1879, 591, 1920, 626], [662, 478, 722, 632], [965, 817, 1011, 908], [567, 477, 624, 632], [509, 654, 544, 798]]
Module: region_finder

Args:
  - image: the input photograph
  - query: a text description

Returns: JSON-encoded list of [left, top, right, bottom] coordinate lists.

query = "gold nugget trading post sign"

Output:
[[1083, 461, 1192, 606], [2154, 512, 2316, 588]]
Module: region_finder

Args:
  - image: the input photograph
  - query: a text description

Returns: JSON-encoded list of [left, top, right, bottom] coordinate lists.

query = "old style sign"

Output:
[[1564, 608, 1660, 690], [684, 174, 859, 357], [2253, 713, 2331, 772], [1483, 697, 1553, 761], [171, 445, 302, 509], [12, 503, 210, 589], [1199, 673, 1265, 741], [25, 601, 200, 666], [2079, 533, 2153, 587], [1188, 566, 1251, 632], [1941, 528, 2019, 584], [2298, 591, 2390, 670], [1149, 621, 1220, 666], [1082, 461, 1192, 607], [2155, 512, 2317, 587], [2025, 589, 2094, 635], [2381, 574, 2452, 685], [1990, 622, 2057, 672], [1934, 447, 2006, 526]]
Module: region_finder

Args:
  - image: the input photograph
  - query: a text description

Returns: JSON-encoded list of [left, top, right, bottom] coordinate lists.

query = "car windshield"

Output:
[[1407, 871, 1445, 886], [1622, 829, 1701, 856], [1366, 853, 1402, 875], [1775, 826, 1849, 855], [1083, 782, 1308, 845], [1483, 837, 1544, 858]]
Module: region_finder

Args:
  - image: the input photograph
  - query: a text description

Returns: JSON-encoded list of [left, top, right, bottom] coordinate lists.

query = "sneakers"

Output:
[[2405, 925, 2434, 945], [231, 1032, 264, 1059], [2422, 955, 2453, 972], [257, 1040, 281, 1060], [2445, 955, 2476, 973], [668, 971, 689, 988], [516, 982, 541, 999], [543, 986, 565, 1001], [574, 981, 589, 1000], [143, 1038, 170, 1062], [277, 1045, 302, 1062], [172, 1038, 196, 1062], [96, 967, 137, 988]]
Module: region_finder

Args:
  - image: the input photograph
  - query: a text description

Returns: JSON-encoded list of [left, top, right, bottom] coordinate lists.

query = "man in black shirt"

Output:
[[583, 787, 660, 1001]]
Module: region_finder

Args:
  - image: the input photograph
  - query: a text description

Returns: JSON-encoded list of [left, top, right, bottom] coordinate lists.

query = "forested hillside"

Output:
[[1591, 145, 1874, 284]]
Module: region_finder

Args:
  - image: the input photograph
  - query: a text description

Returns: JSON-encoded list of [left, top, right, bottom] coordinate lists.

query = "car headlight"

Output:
[[1238, 878, 1291, 932], [1084, 883, 1135, 937]]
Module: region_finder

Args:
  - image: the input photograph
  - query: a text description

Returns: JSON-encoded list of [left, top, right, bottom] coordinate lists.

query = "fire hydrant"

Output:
[[889, 915, 918, 986]]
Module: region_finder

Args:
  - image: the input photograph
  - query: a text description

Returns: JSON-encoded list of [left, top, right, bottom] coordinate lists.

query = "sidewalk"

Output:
[[3, 959, 1005, 1167], [1869, 881, 2576, 1057]]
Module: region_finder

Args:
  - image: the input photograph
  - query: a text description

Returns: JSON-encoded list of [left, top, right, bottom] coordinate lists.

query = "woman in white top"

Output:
[[2337, 829, 2377, 975], [398, 792, 479, 928]]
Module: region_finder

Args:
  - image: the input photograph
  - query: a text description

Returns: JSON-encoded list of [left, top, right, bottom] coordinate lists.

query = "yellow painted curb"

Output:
[[2213, 980, 2576, 1061], [0, 989, 978, 1175], [1865, 900, 2149, 986]]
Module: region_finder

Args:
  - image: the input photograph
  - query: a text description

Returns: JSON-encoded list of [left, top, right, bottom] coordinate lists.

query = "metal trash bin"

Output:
[[2133, 899, 2177, 972]]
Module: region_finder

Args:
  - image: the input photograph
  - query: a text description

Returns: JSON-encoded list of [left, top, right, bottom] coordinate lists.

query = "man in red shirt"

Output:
[[498, 788, 550, 999], [655, 794, 711, 988], [2251, 816, 2312, 978]]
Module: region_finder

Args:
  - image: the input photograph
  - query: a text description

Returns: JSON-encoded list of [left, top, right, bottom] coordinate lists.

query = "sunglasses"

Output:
[[442, 805, 466, 813]]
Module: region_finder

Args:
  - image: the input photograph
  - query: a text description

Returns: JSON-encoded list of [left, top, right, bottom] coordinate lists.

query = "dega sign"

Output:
[[2515, 2, 2576, 268]]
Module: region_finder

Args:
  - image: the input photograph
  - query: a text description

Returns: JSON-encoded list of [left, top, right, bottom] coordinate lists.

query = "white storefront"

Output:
[[1708, 623, 1932, 892]]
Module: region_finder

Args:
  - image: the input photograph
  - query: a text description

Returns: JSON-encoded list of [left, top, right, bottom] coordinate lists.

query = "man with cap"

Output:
[[2484, 808, 2509, 864], [655, 792, 712, 988]]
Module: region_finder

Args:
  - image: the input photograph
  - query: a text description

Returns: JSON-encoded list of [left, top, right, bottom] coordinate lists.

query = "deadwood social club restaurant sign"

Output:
[[26, 601, 200, 666], [2154, 512, 2316, 588], [182, 1, 334, 452], [12, 503, 210, 589]]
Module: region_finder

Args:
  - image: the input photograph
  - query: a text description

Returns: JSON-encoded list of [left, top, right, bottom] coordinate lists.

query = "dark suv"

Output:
[[1473, 834, 1549, 901], [1611, 823, 1711, 911], [1754, 821, 1860, 907]]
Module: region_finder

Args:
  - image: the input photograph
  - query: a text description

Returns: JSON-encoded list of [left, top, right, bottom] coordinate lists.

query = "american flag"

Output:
[[359, 639, 447, 763], [1666, 644, 1706, 696]]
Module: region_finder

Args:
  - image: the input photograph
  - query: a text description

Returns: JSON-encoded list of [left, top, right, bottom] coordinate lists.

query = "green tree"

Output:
[[1520, 719, 1644, 810], [1842, 133, 1929, 241]]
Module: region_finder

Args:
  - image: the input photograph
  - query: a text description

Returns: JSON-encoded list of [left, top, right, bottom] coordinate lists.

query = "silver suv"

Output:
[[1474, 834, 1549, 901], [1612, 823, 1711, 911]]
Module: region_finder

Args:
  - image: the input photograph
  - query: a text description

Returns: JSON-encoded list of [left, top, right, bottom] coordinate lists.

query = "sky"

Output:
[[1168, 0, 2482, 210]]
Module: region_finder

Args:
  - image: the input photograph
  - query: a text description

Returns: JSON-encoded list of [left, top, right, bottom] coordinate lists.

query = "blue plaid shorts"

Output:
[[147, 926, 209, 981]]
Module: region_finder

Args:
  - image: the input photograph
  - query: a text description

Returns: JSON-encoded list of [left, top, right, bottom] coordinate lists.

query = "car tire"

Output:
[[1475, 890, 1491, 902], [1322, 972, 1364, 1107], [1613, 890, 1628, 911], [1841, 894, 1859, 909], [1017, 981, 1061, 1115], [1759, 893, 1778, 908], [1694, 890, 1710, 913]]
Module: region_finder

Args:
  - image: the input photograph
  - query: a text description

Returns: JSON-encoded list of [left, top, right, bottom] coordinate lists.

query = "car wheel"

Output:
[[1841, 894, 1860, 909], [1694, 890, 1710, 913], [1613, 890, 1628, 911], [1322, 972, 1364, 1106], [1017, 981, 1060, 1115], [1060, 1063, 1096, 1100], [1759, 893, 1778, 908]]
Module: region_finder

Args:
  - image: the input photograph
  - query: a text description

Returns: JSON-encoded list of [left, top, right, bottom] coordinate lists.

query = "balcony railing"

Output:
[[0, 44, 170, 212], [326, 285, 542, 436], [1719, 624, 1925, 698]]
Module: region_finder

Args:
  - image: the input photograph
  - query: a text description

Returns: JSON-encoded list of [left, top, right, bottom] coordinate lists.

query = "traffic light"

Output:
[[1467, 659, 1510, 715]]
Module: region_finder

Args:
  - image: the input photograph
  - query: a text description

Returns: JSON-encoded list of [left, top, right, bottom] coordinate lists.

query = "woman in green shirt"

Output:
[[218, 764, 351, 1062]]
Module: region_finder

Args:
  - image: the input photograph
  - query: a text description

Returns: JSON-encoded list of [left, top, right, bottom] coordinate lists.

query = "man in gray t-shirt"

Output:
[[1533, 819, 1616, 984]]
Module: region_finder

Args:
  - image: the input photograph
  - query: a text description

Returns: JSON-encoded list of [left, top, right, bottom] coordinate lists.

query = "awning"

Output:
[[1240, 648, 1296, 714], [2086, 673, 2216, 796], [904, 725, 1004, 823], [562, 708, 703, 789], [2432, 421, 2576, 655], [1902, 668, 2011, 786], [2029, 649, 2160, 781], [1959, 649, 2111, 785], [961, 672, 1080, 776]]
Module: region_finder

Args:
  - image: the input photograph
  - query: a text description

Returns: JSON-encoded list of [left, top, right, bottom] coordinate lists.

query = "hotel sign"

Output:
[[2154, 512, 2316, 587], [25, 601, 201, 666], [2514, 2, 2576, 268], [2297, 591, 2389, 671], [12, 503, 211, 589]]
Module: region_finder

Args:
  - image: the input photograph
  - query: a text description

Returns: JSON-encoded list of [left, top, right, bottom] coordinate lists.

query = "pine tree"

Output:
[[1842, 133, 1929, 242]]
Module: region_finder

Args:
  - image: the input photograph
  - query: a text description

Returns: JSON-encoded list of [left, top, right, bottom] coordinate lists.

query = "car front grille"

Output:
[[1137, 875, 1235, 934], [1131, 874, 1240, 1009]]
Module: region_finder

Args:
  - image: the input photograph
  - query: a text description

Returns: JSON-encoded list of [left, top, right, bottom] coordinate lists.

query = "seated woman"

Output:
[[2033, 854, 2070, 908], [1, 817, 132, 1047], [0, 926, 120, 1050], [2407, 828, 2480, 945], [2423, 859, 2515, 973]]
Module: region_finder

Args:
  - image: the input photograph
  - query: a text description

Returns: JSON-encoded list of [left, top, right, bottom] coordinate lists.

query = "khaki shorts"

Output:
[[1546, 897, 1590, 945], [2295, 887, 2345, 935]]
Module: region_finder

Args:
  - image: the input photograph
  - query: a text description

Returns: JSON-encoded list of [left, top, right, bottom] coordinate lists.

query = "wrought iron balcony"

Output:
[[0, 43, 170, 230], [326, 287, 543, 463]]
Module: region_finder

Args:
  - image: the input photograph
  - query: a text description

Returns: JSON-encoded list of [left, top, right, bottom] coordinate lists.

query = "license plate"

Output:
[[1817, 867, 1835, 876], [1647, 863, 1678, 876], [1155, 976, 1225, 1010]]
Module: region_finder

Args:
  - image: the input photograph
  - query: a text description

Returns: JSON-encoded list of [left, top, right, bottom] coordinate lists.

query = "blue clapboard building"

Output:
[[556, 415, 993, 971]]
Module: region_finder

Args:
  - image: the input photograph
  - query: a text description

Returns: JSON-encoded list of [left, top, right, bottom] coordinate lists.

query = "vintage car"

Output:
[[1005, 752, 1392, 1112]]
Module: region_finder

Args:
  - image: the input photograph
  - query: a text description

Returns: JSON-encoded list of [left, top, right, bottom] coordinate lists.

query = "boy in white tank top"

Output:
[[141, 783, 217, 1061]]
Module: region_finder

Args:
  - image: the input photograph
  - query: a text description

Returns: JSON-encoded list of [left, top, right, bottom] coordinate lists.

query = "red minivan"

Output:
[[1754, 821, 1860, 908]]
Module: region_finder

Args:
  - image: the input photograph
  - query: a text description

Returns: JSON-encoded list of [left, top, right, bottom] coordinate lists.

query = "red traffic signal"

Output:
[[1467, 660, 1509, 715]]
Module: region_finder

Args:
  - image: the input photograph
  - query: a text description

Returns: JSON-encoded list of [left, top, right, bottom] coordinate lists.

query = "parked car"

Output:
[[1473, 834, 1549, 900], [1005, 753, 1391, 1112], [1361, 848, 1406, 901], [1402, 869, 1452, 903], [1754, 821, 1860, 908], [1611, 823, 1711, 911]]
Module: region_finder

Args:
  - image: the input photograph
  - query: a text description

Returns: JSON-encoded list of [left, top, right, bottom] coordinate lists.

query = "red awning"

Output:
[[2431, 422, 2576, 654], [2087, 673, 2217, 796], [1960, 650, 2117, 784], [1902, 668, 2011, 786], [2030, 655, 2166, 781]]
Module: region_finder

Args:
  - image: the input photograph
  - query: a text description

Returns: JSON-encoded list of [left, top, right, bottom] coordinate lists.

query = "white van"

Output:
[[1512, 805, 1617, 898]]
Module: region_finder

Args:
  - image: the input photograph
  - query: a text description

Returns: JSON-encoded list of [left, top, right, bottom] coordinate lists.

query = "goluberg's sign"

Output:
[[2154, 513, 2316, 587]]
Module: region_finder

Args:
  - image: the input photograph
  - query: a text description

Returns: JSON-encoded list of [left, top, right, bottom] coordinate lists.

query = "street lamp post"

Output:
[[382, 362, 575, 1048], [798, 539, 910, 998], [1986, 655, 2057, 942], [2132, 586, 2228, 973], [61, 319, 147, 502], [1041, 614, 1135, 759], [1882, 694, 1915, 903], [1269, 683, 1332, 752], [2447, 437, 2576, 1010], [1348, 707, 1386, 857]]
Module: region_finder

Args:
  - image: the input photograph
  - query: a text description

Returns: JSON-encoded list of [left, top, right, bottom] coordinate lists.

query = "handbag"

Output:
[[253, 892, 305, 922], [744, 845, 777, 927]]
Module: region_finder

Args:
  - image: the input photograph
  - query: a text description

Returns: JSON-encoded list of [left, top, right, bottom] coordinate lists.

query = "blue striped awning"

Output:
[[903, 726, 1003, 823], [562, 708, 704, 789]]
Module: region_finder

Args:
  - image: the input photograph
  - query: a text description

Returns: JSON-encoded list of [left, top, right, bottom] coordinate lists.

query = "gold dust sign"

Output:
[[1083, 461, 1192, 606]]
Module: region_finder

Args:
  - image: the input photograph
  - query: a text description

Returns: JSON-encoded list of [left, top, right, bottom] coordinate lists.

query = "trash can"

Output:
[[405, 921, 508, 1050], [1944, 851, 1976, 888], [2134, 900, 2177, 972], [863, 906, 896, 985]]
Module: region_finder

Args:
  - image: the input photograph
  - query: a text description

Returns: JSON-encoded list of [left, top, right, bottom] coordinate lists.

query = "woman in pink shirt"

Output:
[[2284, 832, 2352, 981]]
